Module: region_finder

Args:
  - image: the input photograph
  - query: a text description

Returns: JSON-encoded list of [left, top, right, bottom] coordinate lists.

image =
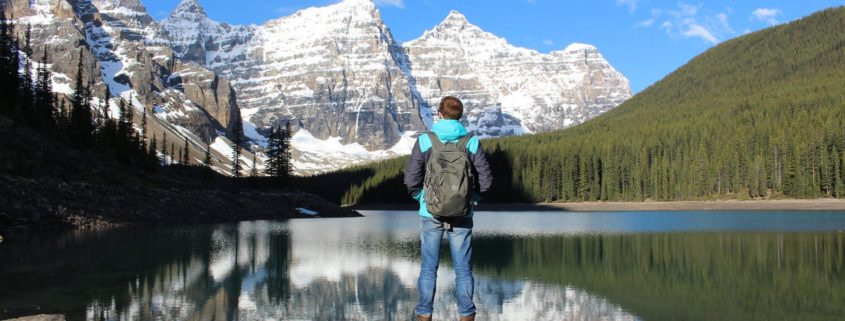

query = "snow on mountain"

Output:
[[6, 0, 632, 175], [161, 0, 631, 174], [290, 129, 418, 174], [404, 10, 632, 136], [161, 0, 255, 68], [164, 0, 426, 154], [4, 0, 256, 176]]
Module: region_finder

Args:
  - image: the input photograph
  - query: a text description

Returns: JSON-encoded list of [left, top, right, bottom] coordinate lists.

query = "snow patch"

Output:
[[210, 136, 235, 160], [563, 42, 597, 52], [292, 129, 371, 158], [295, 208, 319, 216]]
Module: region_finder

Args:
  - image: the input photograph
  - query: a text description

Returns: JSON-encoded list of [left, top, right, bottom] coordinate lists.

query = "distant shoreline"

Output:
[[353, 199, 845, 212]]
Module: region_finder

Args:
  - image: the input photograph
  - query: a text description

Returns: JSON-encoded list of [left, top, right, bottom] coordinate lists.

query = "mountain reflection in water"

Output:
[[1, 210, 844, 321]]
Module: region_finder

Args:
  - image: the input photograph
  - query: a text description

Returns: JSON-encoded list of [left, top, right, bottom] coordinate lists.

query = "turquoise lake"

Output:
[[1, 210, 844, 320]]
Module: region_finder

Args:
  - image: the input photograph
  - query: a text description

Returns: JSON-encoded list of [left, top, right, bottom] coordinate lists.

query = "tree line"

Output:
[[305, 7, 845, 205], [0, 14, 294, 181]]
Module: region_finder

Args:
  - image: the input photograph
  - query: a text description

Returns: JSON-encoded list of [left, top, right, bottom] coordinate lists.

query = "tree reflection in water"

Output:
[[1, 211, 843, 321]]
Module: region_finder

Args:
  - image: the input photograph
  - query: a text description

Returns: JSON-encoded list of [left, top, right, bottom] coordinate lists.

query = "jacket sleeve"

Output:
[[404, 139, 426, 198], [471, 142, 493, 193]]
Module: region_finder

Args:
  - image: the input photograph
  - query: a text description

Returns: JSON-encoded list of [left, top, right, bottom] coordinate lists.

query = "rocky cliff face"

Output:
[[3, 0, 245, 172], [163, 0, 427, 151], [404, 11, 631, 136], [11, 0, 632, 174], [161, 0, 631, 173], [160, 0, 254, 69], [4, 0, 100, 97]]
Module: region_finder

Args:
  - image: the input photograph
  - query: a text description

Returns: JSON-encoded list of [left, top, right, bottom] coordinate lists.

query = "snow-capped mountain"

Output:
[[3, 0, 255, 175], [161, 0, 255, 69], [162, 0, 631, 173], [405, 11, 631, 136], [163, 0, 427, 153], [9, 0, 631, 175]]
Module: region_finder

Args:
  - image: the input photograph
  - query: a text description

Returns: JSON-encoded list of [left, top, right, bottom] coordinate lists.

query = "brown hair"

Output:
[[438, 96, 463, 120]]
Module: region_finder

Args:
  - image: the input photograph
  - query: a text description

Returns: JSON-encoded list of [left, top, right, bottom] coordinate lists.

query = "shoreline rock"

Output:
[[1, 315, 66, 321], [0, 174, 362, 240], [351, 199, 845, 212]]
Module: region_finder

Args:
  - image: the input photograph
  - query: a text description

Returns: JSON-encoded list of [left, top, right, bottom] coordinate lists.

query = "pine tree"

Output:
[[160, 132, 168, 165], [204, 140, 213, 167], [230, 116, 244, 178], [69, 49, 94, 149], [231, 140, 241, 178], [250, 153, 258, 177], [834, 148, 844, 197], [139, 102, 147, 150], [56, 99, 67, 130], [118, 98, 134, 145], [149, 133, 158, 158], [170, 143, 175, 166], [98, 86, 114, 148], [33, 47, 53, 128], [19, 24, 34, 121], [820, 142, 833, 196], [280, 121, 293, 178], [0, 12, 11, 113], [101, 85, 111, 129], [182, 136, 190, 165], [265, 126, 281, 177], [0, 16, 20, 116]]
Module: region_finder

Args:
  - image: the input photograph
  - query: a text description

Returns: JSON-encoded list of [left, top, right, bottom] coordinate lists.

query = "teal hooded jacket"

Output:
[[403, 119, 493, 218]]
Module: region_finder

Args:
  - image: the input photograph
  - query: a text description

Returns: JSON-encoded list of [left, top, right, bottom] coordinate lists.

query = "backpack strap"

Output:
[[426, 132, 444, 151], [426, 132, 472, 152], [456, 134, 472, 152]]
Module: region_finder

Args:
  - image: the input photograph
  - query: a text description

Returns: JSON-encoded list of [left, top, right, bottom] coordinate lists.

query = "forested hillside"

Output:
[[303, 7, 845, 205], [0, 15, 356, 237]]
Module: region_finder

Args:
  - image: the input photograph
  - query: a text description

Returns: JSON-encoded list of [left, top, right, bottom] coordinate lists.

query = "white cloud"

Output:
[[751, 8, 782, 25], [682, 24, 718, 44], [374, 0, 404, 8], [615, 0, 639, 13], [542, 39, 554, 46], [641, 2, 734, 45], [636, 19, 655, 27], [677, 2, 699, 16]]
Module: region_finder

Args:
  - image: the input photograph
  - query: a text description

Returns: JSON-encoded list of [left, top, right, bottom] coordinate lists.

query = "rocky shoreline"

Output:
[[0, 117, 360, 241], [1, 315, 65, 321], [353, 199, 845, 212], [0, 174, 361, 239]]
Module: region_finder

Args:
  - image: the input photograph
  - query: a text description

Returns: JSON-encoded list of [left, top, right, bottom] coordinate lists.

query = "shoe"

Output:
[[415, 314, 432, 321], [459, 313, 475, 321]]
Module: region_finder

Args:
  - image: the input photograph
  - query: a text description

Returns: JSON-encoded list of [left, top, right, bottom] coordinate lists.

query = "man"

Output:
[[404, 96, 493, 321]]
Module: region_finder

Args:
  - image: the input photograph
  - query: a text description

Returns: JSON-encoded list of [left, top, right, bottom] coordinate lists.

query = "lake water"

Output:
[[1, 210, 844, 321]]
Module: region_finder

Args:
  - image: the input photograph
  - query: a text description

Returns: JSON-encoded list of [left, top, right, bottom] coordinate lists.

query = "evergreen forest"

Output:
[[303, 7, 845, 205]]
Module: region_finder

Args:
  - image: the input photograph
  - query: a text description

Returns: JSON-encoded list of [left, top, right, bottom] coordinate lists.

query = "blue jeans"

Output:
[[415, 216, 475, 317]]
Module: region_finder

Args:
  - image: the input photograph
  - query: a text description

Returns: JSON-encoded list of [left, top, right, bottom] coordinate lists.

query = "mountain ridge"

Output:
[[6, 0, 631, 175], [303, 6, 845, 204], [160, 0, 631, 173]]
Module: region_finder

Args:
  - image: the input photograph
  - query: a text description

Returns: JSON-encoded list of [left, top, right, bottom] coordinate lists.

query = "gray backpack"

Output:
[[424, 132, 474, 218]]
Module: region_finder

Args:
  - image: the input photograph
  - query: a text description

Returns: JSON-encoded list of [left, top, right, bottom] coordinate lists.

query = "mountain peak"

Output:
[[563, 42, 597, 52], [173, 0, 206, 16], [441, 10, 470, 26], [338, 0, 377, 10]]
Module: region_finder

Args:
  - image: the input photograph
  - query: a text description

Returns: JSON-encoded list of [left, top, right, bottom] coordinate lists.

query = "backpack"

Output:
[[424, 132, 474, 219]]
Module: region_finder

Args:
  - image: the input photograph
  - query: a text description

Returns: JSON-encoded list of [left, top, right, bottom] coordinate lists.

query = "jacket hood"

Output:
[[431, 119, 467, 142]]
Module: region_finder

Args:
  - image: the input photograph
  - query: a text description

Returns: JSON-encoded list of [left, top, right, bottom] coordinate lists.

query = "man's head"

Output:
[[438, 96, 463, 120]]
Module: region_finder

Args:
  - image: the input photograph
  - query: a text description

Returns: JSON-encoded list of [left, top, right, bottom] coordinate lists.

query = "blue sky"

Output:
[[144, 0, 844, 93]]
